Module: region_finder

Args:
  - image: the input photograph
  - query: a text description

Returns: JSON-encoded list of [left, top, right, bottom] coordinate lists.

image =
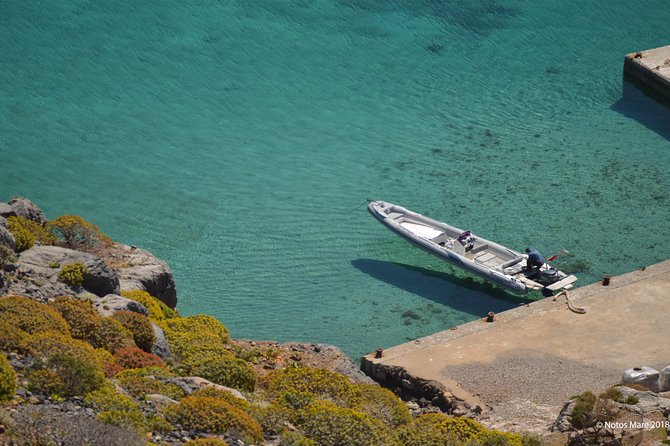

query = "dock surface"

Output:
[[624, 45, 670, 99], [362, 260, 670, 432]]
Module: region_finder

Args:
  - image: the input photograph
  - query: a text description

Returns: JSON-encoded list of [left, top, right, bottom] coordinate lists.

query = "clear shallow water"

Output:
[[2, 0, 669, 359]]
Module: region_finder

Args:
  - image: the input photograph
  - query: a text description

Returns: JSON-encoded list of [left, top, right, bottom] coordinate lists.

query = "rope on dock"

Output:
[[557, 289, 586, 314]]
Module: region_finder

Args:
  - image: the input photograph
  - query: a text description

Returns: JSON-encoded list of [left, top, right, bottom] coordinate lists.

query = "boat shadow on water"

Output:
[[351, 258, 535, 318]]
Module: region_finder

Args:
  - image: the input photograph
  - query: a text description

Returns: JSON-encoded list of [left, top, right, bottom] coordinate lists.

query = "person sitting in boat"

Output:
[[525, 248, 546, 269], [458, 230, 475, 251]]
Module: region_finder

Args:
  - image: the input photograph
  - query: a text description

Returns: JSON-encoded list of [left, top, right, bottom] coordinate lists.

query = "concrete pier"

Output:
[[624, 45, 670, 99], [361, 260, 670, 431]]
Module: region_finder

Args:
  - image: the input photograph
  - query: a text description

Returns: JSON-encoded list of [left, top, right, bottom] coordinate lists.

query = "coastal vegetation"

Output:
[[0, 197, 605, 445]]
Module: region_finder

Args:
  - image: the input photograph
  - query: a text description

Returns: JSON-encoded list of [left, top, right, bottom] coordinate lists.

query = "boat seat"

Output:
[[500, 256, 524, 269], [468, 243, 489, 255]]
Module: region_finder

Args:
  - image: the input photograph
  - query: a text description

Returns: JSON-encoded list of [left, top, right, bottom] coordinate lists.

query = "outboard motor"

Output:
[[537, 267, 560, 286]]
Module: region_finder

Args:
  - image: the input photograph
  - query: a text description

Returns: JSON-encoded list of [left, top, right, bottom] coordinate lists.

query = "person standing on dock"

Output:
[[525, 248, 545, 269]]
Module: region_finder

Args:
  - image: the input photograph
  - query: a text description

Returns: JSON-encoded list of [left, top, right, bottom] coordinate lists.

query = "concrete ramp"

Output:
[[362, 260, 670, 432]]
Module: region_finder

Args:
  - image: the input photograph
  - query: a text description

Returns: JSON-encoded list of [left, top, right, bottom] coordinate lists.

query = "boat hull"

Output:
[[367, 201, 576, 294]]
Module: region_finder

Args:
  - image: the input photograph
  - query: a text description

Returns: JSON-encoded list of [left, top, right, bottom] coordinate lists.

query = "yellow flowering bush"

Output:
[[263, 366, 363, 408], [0, 296, 69, 336], [159, 314, 229, 360], [0, 320, 29, 352], [49, 295, 101, 341], [190, 386, 251, 412], [179, 351, 257, 392], [121, 290, 178, 321], [95, 317, 137, 353], [58, 262, 88, 288], [299, 400, 398, 446], [85, 383, 145, 431], [0, 353, 17, 402], [7, 215, 55, 251], [357, 383, 412, 428], [48, 215, 112, 252], [396, 413, 524, 446], [165, 396, 263, 444], [112, 310, 155, 352], [116, 368, 184, 400]]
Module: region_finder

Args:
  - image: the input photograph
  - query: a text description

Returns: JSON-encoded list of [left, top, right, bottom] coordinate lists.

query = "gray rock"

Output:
[[93, 294, 149, 317], [114, 243, 177, 308], [0, 203, 16, 219], [8, 197, 46, 224], [622, 366, 661, 392], [150, 322, 171, 360], [659, 366, 670, 392], [0, 224, 16, 250], [0, 215, 8, 229], [145, 393, 178, 408], [15, 246, 120, 298], [168, 377, 247, 401]]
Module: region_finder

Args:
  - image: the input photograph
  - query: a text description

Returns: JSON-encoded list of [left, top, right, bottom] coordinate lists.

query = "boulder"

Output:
[[0, 218, 16, 250], [0, 203, 16, 219], [114, 243, 177, 308], [660, 366, 670, 392], [150, 322, 171, 360], [16, 246, 120, 297], [93, 294, 149, 317], [167, 376, 247, 401], [622, 366, 661, 392], [7, 197, 46, 225]]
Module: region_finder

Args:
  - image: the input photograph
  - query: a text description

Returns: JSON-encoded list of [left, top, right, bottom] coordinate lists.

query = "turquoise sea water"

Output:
[[2, 0, 669, 359]]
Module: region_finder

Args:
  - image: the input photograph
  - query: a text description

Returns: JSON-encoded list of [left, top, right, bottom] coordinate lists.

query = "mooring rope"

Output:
[[556, 289, 586, 314]]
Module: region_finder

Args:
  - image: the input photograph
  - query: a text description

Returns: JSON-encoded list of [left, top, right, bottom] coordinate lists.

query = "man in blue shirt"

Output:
[[525, 248, 545, 269]]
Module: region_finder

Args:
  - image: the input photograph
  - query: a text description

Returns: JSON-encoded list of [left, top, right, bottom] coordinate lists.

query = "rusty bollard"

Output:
[[486, 311, 495, 323], [375, 348, 383, 359], [602, 275, 611, 286]]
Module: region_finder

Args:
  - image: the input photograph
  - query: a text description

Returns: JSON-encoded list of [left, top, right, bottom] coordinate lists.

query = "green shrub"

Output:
[[0, 353, 17, 401], [21, 331, 98, 364], [97, 410, 146, 431], [179, 351, 257, 392], [190, 386, 251, 411], [599, 387, 623, 402], [159, 314, 229, 360], [7, 215, 55, 251], [48, 215, 112, 253], [94, 317, 137, 353], [29, 353, 105, 397], [0, 245, 16, 266], [58, 262, 88, 288], [49, 295, 102, 342], [85, 382, 143, 413], [299, 400, 397, 446], [0, 296, 70, 336], [112, 310, 155, 352], [397, 413, 523, 446], [280, 431, 318, 446], [625, 395, 639, 405], [263, 366, 363, 408], [113, 347, 164, 370], [570, 391, 597, 429], [0, 320, 29, 352], [48, 261, 60, 268], [249, 402, 295, 436], [26, 368, 64, 396], [116, 368, 184, 400], [358, 383, 412, 428], [165, 396, 263, 444], [121, 290, 178, 321]]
